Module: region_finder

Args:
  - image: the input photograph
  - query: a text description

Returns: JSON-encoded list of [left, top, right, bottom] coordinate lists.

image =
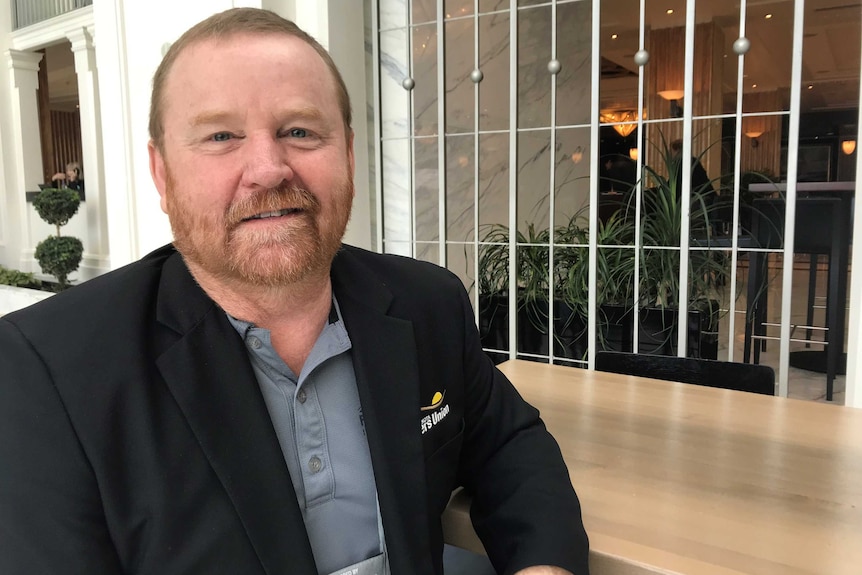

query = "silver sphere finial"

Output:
[[634, 50, 649, 67], [732, 37, 751, 55], [470, 69, 484, 83], [547, 59, 561, 75]]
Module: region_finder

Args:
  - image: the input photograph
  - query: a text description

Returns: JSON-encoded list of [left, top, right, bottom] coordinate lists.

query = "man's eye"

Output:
[[211, 132, 232, 142], [288, 128, 307, 138]]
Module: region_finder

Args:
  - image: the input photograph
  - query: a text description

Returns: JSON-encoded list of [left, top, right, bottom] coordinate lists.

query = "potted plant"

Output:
[[32, 187, 84, 290]]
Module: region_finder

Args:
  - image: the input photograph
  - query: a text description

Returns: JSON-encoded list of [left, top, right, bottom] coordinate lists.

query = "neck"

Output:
[[189, 262, 335, 374]]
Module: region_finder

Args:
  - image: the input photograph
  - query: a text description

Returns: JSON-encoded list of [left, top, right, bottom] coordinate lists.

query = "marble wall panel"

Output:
[[445, 0, 474, 18], [478, 132, 510, 232], [447, 242, 476, 298], [415, 242, 440, 264], [446, 134, 476, 242], [384, 241, 413, 256], [517, 129, 553, 234], [518, 6, 552, 129], [412, 0, 435, 24], [380, 28, 410, 139], [382, 139, 412, 243], [414, 137, 440, 241], [556, 1, 592, 127], [479, 12, 510, 132], [445, 18, 475, 134], [413, 24, 439, 136], [479, 0, 507, 13], [554, 127, 592, 236], [380, 0, 407, 30]]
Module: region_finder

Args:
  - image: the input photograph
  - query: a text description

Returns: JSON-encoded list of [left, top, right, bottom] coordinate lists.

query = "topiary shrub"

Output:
[[32, 187, 83, 289]]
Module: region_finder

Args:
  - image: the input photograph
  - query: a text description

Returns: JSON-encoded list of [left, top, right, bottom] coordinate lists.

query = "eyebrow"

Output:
[[189, 107, 326, 128]]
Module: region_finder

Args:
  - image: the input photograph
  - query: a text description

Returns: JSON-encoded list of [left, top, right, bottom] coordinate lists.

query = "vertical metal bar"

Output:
[[508, 0, 518, 361], [676, 0, 696, 357], [408, 6, 417, 259], [726, 0, 748, 363], [473, 0, 481, 328], [547, 0, 558, 363], [372, 0, 384, 253], [777, 0, 807, 398], [437, 0, 448, 267], [844, 18, 862, 407], [587, 0, 600, 368], [632, 0, 646, 354]]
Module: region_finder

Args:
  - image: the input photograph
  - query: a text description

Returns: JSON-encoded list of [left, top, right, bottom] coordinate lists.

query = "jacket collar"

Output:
[[154, 247, 435, 573]]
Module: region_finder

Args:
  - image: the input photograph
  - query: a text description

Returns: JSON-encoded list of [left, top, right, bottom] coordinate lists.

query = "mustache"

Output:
[[225, 183, 319, 227]]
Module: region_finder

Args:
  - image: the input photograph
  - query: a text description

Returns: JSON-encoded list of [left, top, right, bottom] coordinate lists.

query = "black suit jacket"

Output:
[[0, 245, 588, 574]]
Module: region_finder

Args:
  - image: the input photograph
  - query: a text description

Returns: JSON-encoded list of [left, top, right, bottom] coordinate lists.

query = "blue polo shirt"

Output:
[[227, 299, 380, 574]]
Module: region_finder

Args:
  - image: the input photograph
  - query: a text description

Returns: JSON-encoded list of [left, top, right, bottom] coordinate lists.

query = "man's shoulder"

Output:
[[3, 244, 178, 330], [335, 244, 464, 291]]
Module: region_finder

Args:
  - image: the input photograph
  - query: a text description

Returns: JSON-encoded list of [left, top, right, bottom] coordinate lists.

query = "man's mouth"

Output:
[[243, 208, 301, 221]]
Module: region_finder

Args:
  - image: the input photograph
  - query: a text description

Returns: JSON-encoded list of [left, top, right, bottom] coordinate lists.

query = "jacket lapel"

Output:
[[331, 248, 435, 574], [154, 252, 317, 575]]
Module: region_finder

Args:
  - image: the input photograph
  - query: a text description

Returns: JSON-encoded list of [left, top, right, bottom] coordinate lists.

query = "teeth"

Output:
[[249, 208, 297, 220]]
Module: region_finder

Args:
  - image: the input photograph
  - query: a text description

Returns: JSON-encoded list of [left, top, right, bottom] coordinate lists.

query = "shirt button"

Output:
[[308, 456, 322, 473], [248, 336, 262, 350], [297, 389, 307, 404]]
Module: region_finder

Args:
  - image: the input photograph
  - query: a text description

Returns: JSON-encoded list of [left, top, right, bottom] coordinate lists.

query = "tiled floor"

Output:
[[716, 259, 847, 405]]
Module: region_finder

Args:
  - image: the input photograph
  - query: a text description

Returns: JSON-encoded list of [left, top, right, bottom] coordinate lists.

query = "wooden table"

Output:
[[443, 360, 862, 575]]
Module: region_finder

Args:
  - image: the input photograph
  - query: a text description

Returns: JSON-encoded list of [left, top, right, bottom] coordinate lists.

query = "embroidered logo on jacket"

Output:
[[420, 390, 449, 434]]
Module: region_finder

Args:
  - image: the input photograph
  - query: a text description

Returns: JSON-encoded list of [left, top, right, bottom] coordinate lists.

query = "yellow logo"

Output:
[[421, 390, 445, 412]]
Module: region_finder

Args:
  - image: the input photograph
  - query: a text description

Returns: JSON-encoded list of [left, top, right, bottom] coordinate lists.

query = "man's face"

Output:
[[149, 33, 355, 287]]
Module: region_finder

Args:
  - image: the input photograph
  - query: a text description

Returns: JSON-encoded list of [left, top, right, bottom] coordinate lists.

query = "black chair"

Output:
[[744, 196, 850, 400], [595, 351, 775, 395]]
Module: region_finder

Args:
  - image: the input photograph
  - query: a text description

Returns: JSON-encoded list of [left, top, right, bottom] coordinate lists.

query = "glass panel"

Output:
[[445, 18, 474, 133], [598, 0, 637, 129], [447, 242, 475, 296], [479, 12, 510, 132], [411, 0, 435, 25], [554, 127, 591, 244], [478, 132, 510, 230], [479, 0, 507, 13], [596, 245, 636, 353], [519, 0, 545, 7], [414, 137, 439, 241], [517, 244, 551, 359], [445, 0, 473, 19], [518, 6, 552, 129], [645, 2, 688, 123], [415, 242, 440, 265], [446, 135, 475, 241], [691, 16, 732, 120], [413, 24, 438, 136], [553, 246, 589, 361], [517, 130, 551, 235], [742, 0, 793, 113], [382, 139, 412, 242], [380, 28, 410, 139]]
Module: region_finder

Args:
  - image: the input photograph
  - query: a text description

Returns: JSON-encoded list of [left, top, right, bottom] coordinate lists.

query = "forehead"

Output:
[[161, 32, 338, 116]]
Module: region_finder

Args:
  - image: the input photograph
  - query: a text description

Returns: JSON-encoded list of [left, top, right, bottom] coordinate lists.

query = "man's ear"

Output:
[[148, 140, 169, 214], [347, 130, 356, 186]]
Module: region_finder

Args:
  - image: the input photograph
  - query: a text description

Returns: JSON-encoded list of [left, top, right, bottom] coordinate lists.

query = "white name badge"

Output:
[[328, 552, 386, 575]]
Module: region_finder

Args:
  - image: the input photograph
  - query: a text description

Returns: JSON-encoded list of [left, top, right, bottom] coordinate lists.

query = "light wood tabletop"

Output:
[[442, 360, 862, 575]]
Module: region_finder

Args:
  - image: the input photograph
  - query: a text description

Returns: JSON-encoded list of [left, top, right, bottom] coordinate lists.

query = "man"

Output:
[[51, 160, 85, 196], [0, 8, 588, 575]]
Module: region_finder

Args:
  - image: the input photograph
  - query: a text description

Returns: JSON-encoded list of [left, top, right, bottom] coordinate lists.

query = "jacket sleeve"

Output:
[[0, 319, 123, 575], [453, 289, 590, 575]]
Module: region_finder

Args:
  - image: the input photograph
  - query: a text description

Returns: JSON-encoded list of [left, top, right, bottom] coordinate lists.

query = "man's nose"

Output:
[[241, 135, 294, 188]]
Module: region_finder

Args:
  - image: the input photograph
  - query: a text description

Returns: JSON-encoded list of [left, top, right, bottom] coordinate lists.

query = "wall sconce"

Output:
[[571, 146, 584, 164], [842, 140, 856, 155], [744, 130, 764, 148], [658, 89, 684, 118], [629, 148, 639, 161]]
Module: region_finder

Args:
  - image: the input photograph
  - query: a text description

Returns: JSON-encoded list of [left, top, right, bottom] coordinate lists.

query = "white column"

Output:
[[5, 49, 43, 273], [67, 26, 109, 277]]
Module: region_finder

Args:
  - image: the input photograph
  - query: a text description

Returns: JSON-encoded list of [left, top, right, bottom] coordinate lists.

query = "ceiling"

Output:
[[43, 0, 862, 115], [599, 0, 862, 113]]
